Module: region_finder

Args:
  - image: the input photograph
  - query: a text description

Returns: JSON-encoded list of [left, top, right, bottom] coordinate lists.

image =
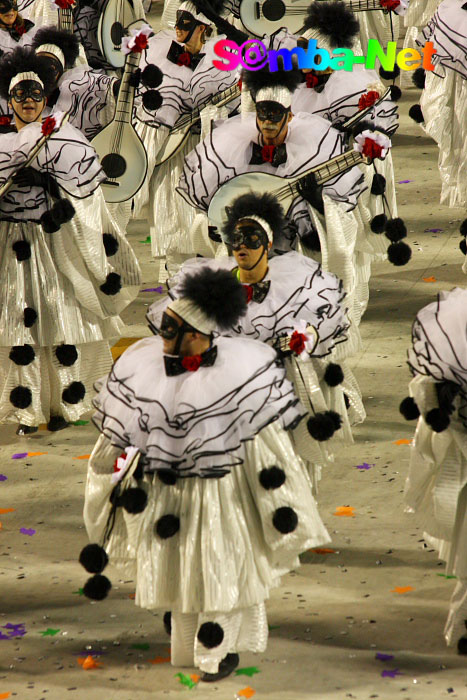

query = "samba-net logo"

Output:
[[213, 38, 437, 73]]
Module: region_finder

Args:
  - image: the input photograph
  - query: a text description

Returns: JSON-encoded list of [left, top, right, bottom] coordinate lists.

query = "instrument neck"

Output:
[[347, 0, 386, 13], [115, 51, 141, 123], [277, 149, 365, 198], [58, 8, 74, 34]]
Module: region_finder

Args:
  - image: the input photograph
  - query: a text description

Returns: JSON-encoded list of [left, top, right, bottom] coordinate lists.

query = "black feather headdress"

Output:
[[303, 1, 359, 48], [0, 47, 56, 99], [243, 66, 302, 102], [32, 27, 80, 68], [191, 0, 226, 18], [178, 268, 247, 330], [222, 192, 285, 244]]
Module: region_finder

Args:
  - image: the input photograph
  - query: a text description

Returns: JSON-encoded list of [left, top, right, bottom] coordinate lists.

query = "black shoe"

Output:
[[47, 416, 70, 432], [163, 611, 171, 636], [200, 653, 239, 683], [458, 635, 467, 655], [16, 425, 38, 435]]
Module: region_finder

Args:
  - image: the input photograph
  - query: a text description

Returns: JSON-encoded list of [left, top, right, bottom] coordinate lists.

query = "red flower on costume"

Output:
[[54, 0, 75, 7], [243, 285, 254, 303], [305, 73, 318, 88], [358, 90, 380, 110], [261, 145, 275, 163], [113, 452, 127, 473], [181, 355, 203, 372], [289, 331, 306, 355], [14, 21, 26, 35], [237, 78, 242, 90], [41, 116, 56, 136], [0, 116, 11, 125], [379, 0, 400, 10], [177, 52, 191, 67], [362, 137, 383, 159], [132, 33, 149, 52]]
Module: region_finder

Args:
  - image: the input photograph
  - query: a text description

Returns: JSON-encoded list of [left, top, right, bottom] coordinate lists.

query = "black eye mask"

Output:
[[175, 10, 203, 42], [0, 0, 18, 12], [226, 224, 269, 251], [10, 80, 44, 103], [256, 100, 288, 124], [158, 311, 182, 340]]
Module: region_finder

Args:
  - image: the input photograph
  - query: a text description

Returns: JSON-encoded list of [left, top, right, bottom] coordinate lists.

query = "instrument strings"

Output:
[[108, 53, 138, 181], [259, 0, 382, 16]]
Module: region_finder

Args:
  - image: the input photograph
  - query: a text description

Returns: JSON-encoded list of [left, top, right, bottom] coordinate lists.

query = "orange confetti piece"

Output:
[[128, 593, 135, 599], [238, 688, 256, 699], [147, 656, 171, 664], [391, 586, 414, 594], [393, 439, 412, 445], [78, 655, 103, 670], [190, 674, 200, 684], [27, 451, 48, 457], [0, 508, 14, 514], [311, 548, 336, 554], [422, 276, 436, 283], [333, 506, 355, 517], [0, 692, 11, 699], [74, 454, 91, 460]]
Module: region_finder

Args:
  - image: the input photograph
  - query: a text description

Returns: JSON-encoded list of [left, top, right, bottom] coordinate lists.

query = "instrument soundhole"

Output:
[[262, 0, 286, 21], [102, 153, 127, 178], [110, 22, 124, 46]]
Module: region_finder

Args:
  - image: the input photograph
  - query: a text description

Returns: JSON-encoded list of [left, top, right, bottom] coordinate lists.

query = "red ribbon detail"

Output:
[[177, 52, 192, 66], [362, 137, 383, 159], [379, 0, 400, 10], [181, 355, 203, 372], [358, 90, 380, 110], [261, 145, 275, 163], [243, 285, 254, 303], [112, 452, 127, 473], [289, 331, 306, 355], [132, 33, 149, 53], [237, 78, 242, 90], [41, 116, 56, 136], [305, 73, 319, 88], [14, 21, 26, 36]]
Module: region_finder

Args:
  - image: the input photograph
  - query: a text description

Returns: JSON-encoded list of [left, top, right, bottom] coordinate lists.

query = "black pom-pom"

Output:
[[458, 635, 467, 655], [412, 67, 425, 90], [326, 410, 342, 431], [24, 307, 37, 327], [142, 90, 163, 111], [157, 469, 178, 485], [379, 65, 400, 80], [83, 574, 112, 600], [425, 407, 450, 433], [344, 393, 350, 409], [179, 267, 247, 330], [51, 199, 75, 224], [460, 219, 467, 237], [103, 233, 119, 257], [384, 217, 407, 242], [197, 622, 224, 649], [155, 514, 180, 539], [409, 104, 424, 123], [460, 239, 467, 255], [9, 344, 35, 366], [119, 487, 148, 514], [307, 412, 337, 441], [12, 240, 31, 261], [399, 396, 420, 420], [389, 85, 402, 101], [272, 506, 298, 534], [141, 64, 163, 88], [79, 544, 108, 573], [10, 385, 32, 408], [40, 210, 60, 233], [387, 241, 412, 266], [163, 611, 172, 636], [371, 173, 386, 195], [370, 214, 387, 233], [300, 229, 321, 251], [259, 466, 286, 490], [55, 344, 78, 366], [62, 381, 86, 404], [99, 272, 121, 296], [323, 363, 344, 387]]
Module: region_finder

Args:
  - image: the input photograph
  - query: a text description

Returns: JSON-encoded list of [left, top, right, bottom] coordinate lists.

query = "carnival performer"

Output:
[[81, 267, 331, 681], [148, 193, 365, 484], [0, 47, 141, 434], [133, 0, 240, 279], [31, 27, 118, 140], [400, 0, 441, 88], [409, 0, 466, 208], [400, 286, 467, 655]]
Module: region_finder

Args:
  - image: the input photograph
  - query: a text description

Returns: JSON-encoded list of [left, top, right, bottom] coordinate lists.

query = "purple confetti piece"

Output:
[[141, 287, 163, 293], [376, 652, 394, 662], [397, 180, 413, 184], [0, 474, 7, 481], [74, 650, 108, 657], [424, 228, 444, 233], [1, 623, 27, 639], [12, 452, 28, 460], [20, 528, 36, 536], [355, 462, 374, 470], [381, 669, 403, 678]]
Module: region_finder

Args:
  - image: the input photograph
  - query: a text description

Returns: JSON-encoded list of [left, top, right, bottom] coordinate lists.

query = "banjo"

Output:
[[91, 30, 148, 203], [98, 0, 140, 68], [154, 82, 241, 167], [239, 0, 391, 39]]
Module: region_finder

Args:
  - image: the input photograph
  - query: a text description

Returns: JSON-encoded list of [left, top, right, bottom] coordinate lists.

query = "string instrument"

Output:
[[208, 148, 372, 228], [91, 43, 147, 202], [239, 0, 390, 38], [98, 0, 140, 68], [57, 1, 74, 33], [154, 82, 241, 167]]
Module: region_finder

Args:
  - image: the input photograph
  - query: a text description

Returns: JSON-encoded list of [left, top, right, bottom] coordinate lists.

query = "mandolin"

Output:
[[57, 0, 74, 33], [154, 82, 241, 167], [98, 0, 140, 68], [239, 0, 390, 39], [91, 34, 147, 203], [207, 147, 372, 228]]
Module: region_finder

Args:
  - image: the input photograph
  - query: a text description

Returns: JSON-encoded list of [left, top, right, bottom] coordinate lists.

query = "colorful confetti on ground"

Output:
[[334, 506, 355, 517], [391, 586, 414, 594]]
